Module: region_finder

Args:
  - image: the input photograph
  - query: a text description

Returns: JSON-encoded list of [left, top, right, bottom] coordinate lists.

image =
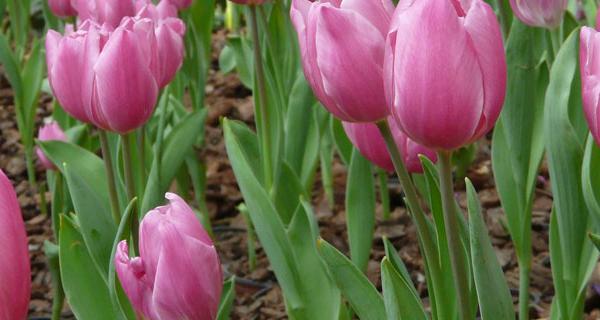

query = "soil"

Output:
[[1, 29, 599, 319]]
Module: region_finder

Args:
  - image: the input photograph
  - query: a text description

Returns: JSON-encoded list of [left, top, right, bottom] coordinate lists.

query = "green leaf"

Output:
[[589, 233, 600, 252], [0, 33, 23, 105], [216, 277, 236, 320], [223, 118, 303, 308], [21, 39, 45, 136], [317, 239, 386, 320], [330, 117, 353, 165], [466, 180, 514, 320], [40, 141, 116, 277], [59, 215, 121, 320], [346, 149, 376, 272], [381, 258, 428, 320], [141, 109, 207, 213], [582, 135, 600, 221], [383, 238, 417, 297], [273, 162, 305, 225]]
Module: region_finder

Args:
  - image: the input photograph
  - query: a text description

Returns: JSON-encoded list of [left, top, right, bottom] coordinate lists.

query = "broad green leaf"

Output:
[[466, 180, 514, 320], [223, 118, 303, 308], [346, 149, 375, 272], [287, 202, 340, 319], [317, 239, 386, 320], [217, 277, 236, 320], [383, 238, 417, 297], [224, 36, 253, 88], [142, 109, 207, 213], [59, 216, 121, 320], [273, 162, 305, 225], [40, 141, 116, 276], [381, 258, 428, 320]]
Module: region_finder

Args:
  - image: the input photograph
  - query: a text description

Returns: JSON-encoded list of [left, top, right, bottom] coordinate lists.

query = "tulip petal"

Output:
[[92, 27, 158, 133], [389, 0, 484, 150], [314, 5, 389, 122], [156, 21, 185, 87], [340, 0, 394, 35], [115, 241, 156, 319], [152, 228, 222, 320], [343, 121, 394, 172], [463, 0, 507, 141], [0, 170, 30, 320]]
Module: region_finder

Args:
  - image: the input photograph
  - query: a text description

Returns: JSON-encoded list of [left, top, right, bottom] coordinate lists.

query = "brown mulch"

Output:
[[0, 29, 599, 319]]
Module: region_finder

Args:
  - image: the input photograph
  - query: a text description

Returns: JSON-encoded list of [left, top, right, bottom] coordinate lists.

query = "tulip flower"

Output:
[[0, 170, 31, 320], [509, 0, 567, 28], [385, 0, 506, 150], [73, 0, 139, 27], [46, 18, 163, 133], [115, 193, 222, 320], [291, 0, 394, 122], [36, 121, 68, 170], [580, 27, 600, 145], [48, 0, 77, 17], [343, 118, 437, 173]]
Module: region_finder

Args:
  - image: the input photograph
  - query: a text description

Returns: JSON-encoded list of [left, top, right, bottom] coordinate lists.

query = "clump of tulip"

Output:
[[343, 118, 437, 173], [36, 121, 68, 171], [115, 193, 223, 320], [0, 170, 31, 320]]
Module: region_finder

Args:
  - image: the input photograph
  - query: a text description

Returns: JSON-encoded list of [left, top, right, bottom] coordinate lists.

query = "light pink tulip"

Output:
[[36, 121, 68, 170], [343, 118, 437, 173], [385, 0, 506, 150], [580, 27, 600, 146], [115, 193, 222, 320], [46, 18, 162, 133], [0, 170, 31, 320], [48, 0, 77, 17], [291, 0, 394, 122], [509, 0, 567, 28]]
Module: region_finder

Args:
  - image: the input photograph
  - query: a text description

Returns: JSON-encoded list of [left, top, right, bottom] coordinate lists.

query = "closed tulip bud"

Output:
[[580, 27, 600, 145], [385, 0, 506, 150], [0, 170, 31, 320], [36, 121, 68, 170], [291, 0, 394, 122], [48, 0, 77, 18], [343, 118, 437, 173], [46, 18, 162, 133], [116, 193, 222, 320], [509, 0, 567, 28]]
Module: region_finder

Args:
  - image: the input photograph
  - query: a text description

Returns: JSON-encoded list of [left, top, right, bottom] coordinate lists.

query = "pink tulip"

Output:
[[46, 18, 162, 133], [343, 118, 437, 173], [0, 170, 31, 320], [115, 193, 222, 320], [36, 121, 68, 171], [509, 0, 567, 28], [290, 0, 394, 122], [580, 27, 600, 146], [73, 0, 139, 27], [48, 0, 77, 17], [385, 0, 506, 150]]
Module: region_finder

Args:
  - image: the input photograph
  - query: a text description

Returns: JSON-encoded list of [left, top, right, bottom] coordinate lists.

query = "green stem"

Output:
[[549, 28, 561, 60], [377, 169, 391, 220], [249, 5, 273, 192], [51, 283, 65, 320], [518, 258, 531, 320], [99, 130, 121, 224], [437, 151, 472, 320], [39, 179, 48, 216], [121, 133, 139, 251]]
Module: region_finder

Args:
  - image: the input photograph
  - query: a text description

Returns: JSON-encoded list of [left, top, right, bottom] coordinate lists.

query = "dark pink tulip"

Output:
[[36, 121, 68, 171], [0, 170, 31, 320], [385, 0, 506, 150], [580, 27, 600, 145], [509, 0, 567, 28], [343, 118, 437, 173], [115, 193, 222, 320], [291, 0, 394, 122], [48, 0, 77, 17]]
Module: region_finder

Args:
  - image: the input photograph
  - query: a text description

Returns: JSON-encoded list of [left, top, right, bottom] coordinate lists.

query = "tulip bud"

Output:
[[36, 121, 68, 171], [48, 0, 77, 18], [343, 118, 437, 173], [116, 193, 222, 320], [0, 170, 31, 320], [580, 27, 600, 146], [385, 0, 506, 150], [46, 17, 165, 133], [509, 0, 567, 28], [290, 0, 394, 122]]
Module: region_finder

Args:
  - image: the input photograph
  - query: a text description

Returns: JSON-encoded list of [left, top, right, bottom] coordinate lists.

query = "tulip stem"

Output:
[[377, 169, 391, 220], [99, 130, 121, 224], [121, 133, 139, 252], [518, 258, 531, 320], [249, 5, 273, 192], [437, 150, 472, 320]]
